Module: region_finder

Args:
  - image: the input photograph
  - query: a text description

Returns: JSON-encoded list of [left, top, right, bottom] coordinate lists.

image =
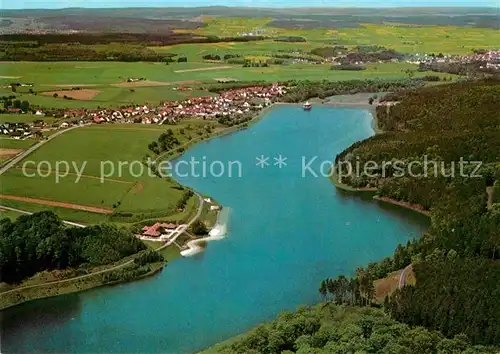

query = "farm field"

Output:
[[331, 24, 500, 55], [153, 40, 321, 61], [0, 121, 216, 224], [0, 61, 218, 109], [1, 60, 456, 110], [179, 18, 500, 55], [0, 207, 26, 220]]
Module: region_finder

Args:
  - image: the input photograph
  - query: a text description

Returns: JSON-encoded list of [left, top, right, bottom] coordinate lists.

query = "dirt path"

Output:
[[0, 194, 113, 214], [135, 181, 144, 195], [399, 264, 413, 289], [112, 79, 201, 88]]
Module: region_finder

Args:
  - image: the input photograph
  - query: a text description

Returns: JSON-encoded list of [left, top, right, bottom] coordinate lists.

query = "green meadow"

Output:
[[2, 60, 456, 110], [331, 24, 500, 55], [1, 62, 218, 109]]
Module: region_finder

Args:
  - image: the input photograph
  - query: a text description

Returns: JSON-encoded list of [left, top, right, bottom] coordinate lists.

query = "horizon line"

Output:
[[4, 5, 499, 10]]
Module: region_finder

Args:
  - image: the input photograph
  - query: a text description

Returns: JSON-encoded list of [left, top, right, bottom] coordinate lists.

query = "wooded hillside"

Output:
[[334, 80, 500, 345]]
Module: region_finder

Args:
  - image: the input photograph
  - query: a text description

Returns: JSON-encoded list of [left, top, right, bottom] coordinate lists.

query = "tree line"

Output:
[[209, 304, 498, 354], [333, 79, 500, 345], [281, 78, 424, 103]]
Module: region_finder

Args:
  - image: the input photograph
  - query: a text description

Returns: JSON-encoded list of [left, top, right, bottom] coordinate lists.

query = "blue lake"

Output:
[[1, 105, 429, 353]]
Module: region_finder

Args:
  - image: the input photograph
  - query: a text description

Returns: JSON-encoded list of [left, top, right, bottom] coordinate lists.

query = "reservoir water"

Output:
[[1, 106, 429, 353]]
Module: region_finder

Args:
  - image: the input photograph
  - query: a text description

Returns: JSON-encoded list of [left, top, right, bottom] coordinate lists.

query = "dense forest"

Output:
[[0, 34, 265, 61], [206, 304, 499, 353], [0, 41, 170, 62], [0, 211, 146, 284], [333, 80, 500, 345]]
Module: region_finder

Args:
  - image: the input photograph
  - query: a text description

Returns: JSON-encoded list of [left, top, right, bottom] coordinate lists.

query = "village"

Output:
[[412, 50, 500, 70], [0, 84, 288, 140], [85, 84, 286, 125]]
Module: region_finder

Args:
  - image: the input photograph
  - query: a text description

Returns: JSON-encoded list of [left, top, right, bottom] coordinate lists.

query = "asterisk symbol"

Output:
[[256, 155, 270, 168], [274, 154, 288, 168]]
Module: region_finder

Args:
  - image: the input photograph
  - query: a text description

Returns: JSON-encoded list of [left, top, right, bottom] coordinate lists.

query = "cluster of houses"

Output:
[[0, 122, 32, 138], [412, 50, 500, 70], [137, 222, 185, 242], [1, 85, 289, 139], [63, 84, 288, 126], [159, 84, 287, 121]]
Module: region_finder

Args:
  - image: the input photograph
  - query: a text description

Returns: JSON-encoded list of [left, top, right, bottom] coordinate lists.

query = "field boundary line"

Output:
[[0, 204, 85, 228], [0, 194, 113, 214], [15, 167, 134, 184]]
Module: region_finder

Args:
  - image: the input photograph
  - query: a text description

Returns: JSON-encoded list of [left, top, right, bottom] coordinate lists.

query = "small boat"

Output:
[[303, 101, 312, 110]]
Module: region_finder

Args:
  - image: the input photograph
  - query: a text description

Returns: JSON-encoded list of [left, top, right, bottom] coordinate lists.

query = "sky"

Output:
[[4, 0, 499, 9]]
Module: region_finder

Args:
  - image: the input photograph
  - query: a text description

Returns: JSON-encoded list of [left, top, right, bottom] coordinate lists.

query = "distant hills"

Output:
[[1, 6, 498, 33]]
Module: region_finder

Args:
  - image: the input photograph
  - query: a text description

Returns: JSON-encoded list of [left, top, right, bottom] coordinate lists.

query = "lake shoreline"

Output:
[[324, 96, 431, 218]]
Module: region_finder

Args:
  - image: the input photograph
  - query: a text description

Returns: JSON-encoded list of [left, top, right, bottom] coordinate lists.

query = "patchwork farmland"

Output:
[[0, 122, 214, 224]]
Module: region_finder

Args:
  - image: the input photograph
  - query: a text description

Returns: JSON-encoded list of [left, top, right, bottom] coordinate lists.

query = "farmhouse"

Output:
[[141, 222, 178, 237]]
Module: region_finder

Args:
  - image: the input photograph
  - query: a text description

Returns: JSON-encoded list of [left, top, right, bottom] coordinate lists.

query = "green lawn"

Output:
[[1, 169, 131, 209], [2, 61, 222, 109]]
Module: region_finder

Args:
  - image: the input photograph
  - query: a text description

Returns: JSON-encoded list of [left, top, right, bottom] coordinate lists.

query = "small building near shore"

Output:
[[141, 222, 177, 237]]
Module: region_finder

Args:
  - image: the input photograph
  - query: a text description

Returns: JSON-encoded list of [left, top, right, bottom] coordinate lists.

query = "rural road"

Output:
[[0, 125, 82, 176], [0, 192, 204, 298], [398, 264, 412, 289], [0, 205, 85, 228]]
